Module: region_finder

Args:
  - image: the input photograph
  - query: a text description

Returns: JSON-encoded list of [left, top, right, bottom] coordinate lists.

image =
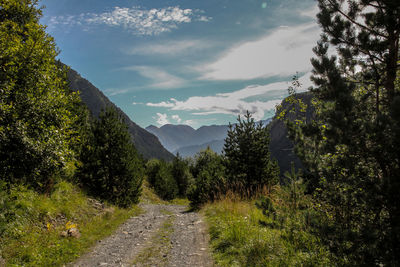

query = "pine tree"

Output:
[[223, 111, 279, 197], [78, 107, 144, 207], [171, 153, 192, 197], [290, 0, 400, 264], [0, 0, 81, 190]]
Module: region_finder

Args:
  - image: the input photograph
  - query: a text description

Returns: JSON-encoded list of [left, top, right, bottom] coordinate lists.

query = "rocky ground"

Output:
[[71, 204, 213, 267]]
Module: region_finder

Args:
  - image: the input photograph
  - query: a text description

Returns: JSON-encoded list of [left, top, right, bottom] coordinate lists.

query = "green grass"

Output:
[[0, 181, 142, 266], [202, 189, 334, 267], [132, 214, 175, 266]]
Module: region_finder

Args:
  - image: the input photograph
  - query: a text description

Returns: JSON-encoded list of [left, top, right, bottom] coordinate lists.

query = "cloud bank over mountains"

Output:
[[145, 72, 312, 123]]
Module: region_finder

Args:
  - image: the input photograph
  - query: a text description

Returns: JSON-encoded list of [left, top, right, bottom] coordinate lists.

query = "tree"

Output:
[[0, 0, 81, 190], [145, 159, 178, 200], [77, 107, 143, 207], [223, 111, 279, 196], [290, 0, 400, 265], [171, 153, 193, 197], [188, 147, 226, 207]]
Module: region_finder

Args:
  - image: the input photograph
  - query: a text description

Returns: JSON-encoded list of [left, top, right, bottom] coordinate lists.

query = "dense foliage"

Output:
[[287, 0, 400, 265], [224, 112, 279, 196], [0, 0, 81, 191], [187, 113, 280, 207], [203, 183, 333, 266], [77, 107, 144, 207], [171, 153, 193, 197], [145, 159, 178, 200], [0, 2, 147, 264], [187, 147, 226, 207]]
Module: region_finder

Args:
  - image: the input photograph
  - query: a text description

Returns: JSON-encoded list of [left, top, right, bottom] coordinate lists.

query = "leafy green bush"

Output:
[[188, 147, 226, 207], [145, 159, 178, 200], [0, 0, 82, 191]]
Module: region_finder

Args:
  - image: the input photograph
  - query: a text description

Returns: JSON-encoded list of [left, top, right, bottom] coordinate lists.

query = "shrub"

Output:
[[171, 153, 193, 197], [188, 147, 226, 207], [145, 159, 178, 200]]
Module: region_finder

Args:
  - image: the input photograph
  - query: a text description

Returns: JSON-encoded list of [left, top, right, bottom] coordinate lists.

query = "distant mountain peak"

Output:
[[159, 124, 195, 130], [146, 125, 159, 130]]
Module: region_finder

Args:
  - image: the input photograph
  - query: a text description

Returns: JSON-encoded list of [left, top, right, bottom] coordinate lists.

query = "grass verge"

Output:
[[202, 189, 334, 266], [0, 181, 142, 266], [132, 213, 175, 266]]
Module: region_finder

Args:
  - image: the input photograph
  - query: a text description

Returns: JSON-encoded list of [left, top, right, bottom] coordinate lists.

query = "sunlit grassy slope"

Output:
[[201, 189, 334, 266], [0, 181, 142, 266]]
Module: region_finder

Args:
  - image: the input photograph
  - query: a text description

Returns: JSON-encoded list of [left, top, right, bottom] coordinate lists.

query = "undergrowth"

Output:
[[202, 187, 334, 266], [0, 181, 142, 266], [140, 180, 190, 206]]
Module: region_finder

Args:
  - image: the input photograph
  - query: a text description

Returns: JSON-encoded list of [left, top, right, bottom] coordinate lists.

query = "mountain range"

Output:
[[66, 66, 174, 161], [146, 119, 272, 158], [65, 63, 313, 175]]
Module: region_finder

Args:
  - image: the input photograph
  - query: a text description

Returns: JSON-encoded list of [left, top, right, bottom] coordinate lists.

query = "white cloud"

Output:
[[218, 72, 312, 99], [124, 66, 185, 89], [200, 23, 320, 80], [300, 4, 319, 19], [126, 39, 212, 56], [172, 115, 182, 123], [146, 72, 312, 121], [183, 119, 196, 127], [147, 100, 176, 108], [155, 113, 169, 125], [49, 6, 211, 36], [153, 113, 186, 126], [104, 88, 129, 96]]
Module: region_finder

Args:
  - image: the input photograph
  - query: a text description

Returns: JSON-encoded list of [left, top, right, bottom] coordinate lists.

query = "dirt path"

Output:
[[71, 204, 213, 267]]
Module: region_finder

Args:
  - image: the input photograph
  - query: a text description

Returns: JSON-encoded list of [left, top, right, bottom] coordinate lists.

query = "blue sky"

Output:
[[39, 0, 320, 128]]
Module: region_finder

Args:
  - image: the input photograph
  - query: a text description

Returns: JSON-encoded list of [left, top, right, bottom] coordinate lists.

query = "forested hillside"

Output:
[[67, 67, 174, 161]]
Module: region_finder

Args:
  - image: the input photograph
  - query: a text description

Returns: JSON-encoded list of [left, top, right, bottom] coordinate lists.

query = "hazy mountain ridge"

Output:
[[173, 139, 225, 158], [147, 119, 272, 157], [146, 124, 196, 152], [66, 66, 174, 161]]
